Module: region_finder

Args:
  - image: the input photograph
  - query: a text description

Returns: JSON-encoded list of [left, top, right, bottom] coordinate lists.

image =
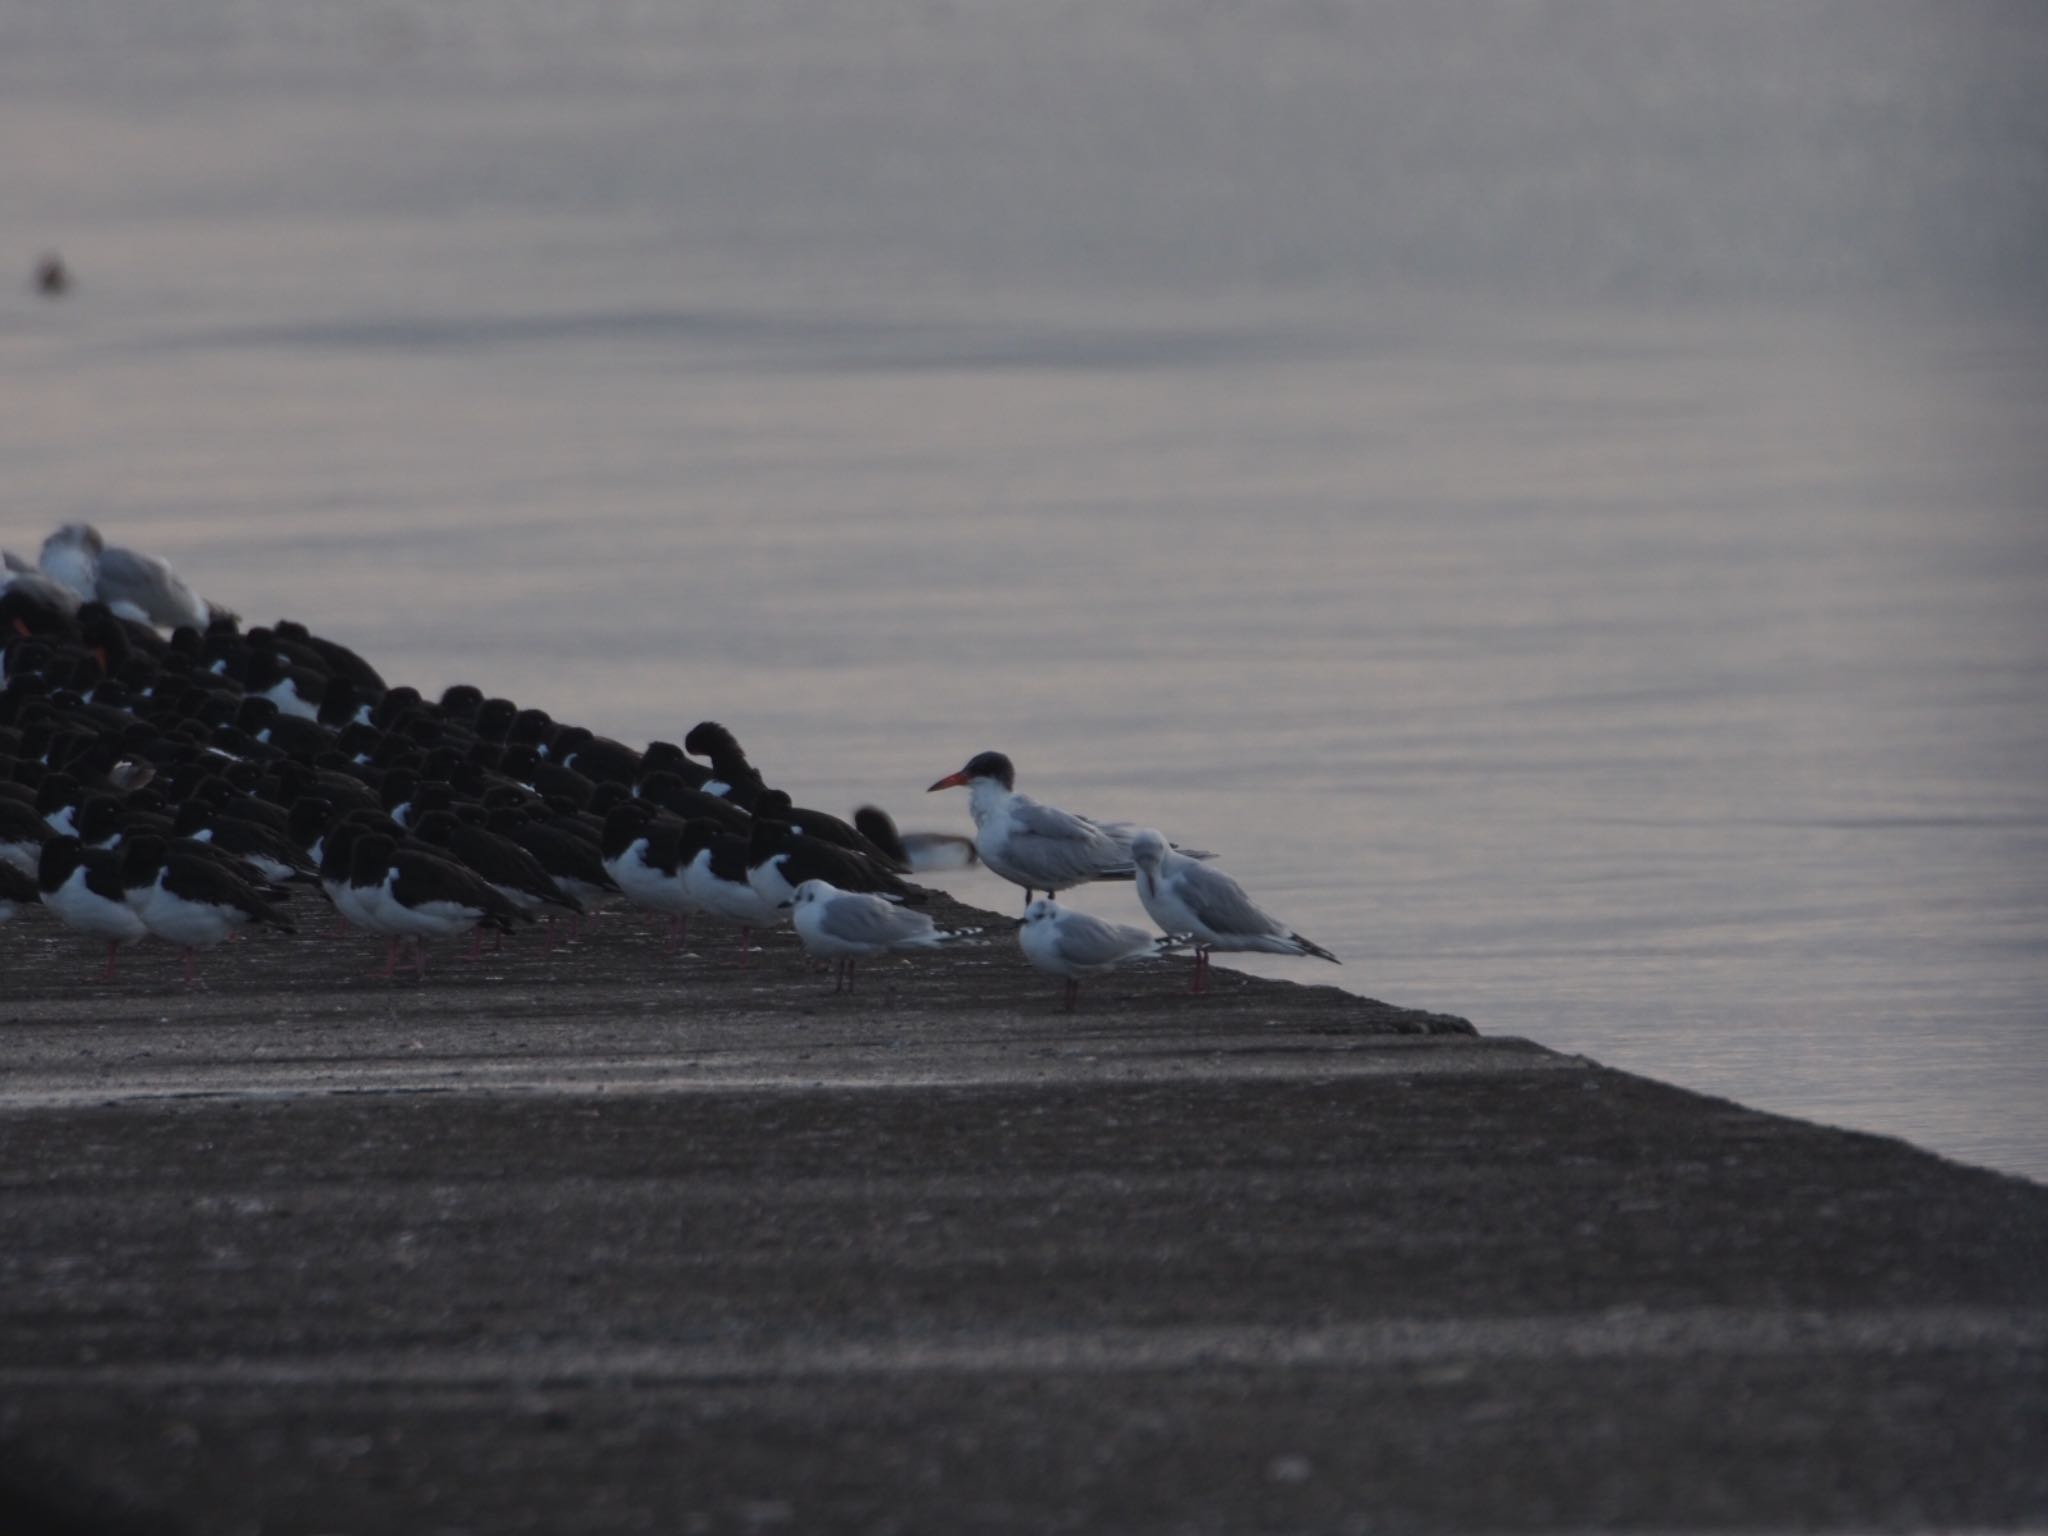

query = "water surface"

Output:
[[3, 2, 2044, 1179]]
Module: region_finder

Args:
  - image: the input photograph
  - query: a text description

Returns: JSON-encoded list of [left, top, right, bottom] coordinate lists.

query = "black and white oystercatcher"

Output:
[[120, 834, 295, 984], [682, 721, 766, 810], [746, 813, 924, 912], [347, 832, 525, 979], [677, 818, 784, 963], [600, 804, 698, 951], [38, 834, 147, 979], [0, 858, 37, 923], [853, 805, 978, 874]]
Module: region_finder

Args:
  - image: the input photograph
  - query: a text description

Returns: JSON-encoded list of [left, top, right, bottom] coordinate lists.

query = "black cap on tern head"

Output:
[[928, 750, 1014, 793]]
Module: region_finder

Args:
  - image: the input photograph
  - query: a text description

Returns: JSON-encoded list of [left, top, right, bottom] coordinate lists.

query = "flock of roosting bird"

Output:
[[2, 524, 1339, 1010]]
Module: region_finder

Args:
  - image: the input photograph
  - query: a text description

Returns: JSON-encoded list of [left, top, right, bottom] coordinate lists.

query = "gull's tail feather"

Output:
[[1290, 933, 1340, 964]]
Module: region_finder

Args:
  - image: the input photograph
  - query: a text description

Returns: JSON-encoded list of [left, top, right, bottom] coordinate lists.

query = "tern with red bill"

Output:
[[1128, 828, 1338, 993], [927, 750, 1211, 907]]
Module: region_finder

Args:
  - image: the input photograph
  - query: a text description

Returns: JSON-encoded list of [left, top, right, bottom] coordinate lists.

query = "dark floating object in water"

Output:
[[35, 254, 70, 298]]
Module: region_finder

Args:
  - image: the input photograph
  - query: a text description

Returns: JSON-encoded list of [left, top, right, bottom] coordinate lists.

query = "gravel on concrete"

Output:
[[1, 894, 2043, 1533]]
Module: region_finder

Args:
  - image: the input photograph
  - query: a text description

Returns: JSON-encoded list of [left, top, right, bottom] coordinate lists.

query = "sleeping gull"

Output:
[[35, 523, 213, 629], [1128, 829, 1338, 994]]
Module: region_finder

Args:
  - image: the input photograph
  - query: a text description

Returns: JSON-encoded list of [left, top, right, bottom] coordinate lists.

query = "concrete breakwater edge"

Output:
[[1, 898, 2044, 1533]]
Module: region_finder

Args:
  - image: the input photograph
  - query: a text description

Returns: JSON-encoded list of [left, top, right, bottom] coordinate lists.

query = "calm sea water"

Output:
[[3, 3, 2045, 1179]]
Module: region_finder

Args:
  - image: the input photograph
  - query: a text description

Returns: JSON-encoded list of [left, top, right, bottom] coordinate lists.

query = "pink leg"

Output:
[[1063, 979, 1079, 1012], [467, 929, 485, 962], [738, 927, 753, 967], [101, 940, 120, 982], [375, 937, 402, 980], [665, 914, 688, 953], [182, 948, 197, 986], [410, 939, 428, 979]]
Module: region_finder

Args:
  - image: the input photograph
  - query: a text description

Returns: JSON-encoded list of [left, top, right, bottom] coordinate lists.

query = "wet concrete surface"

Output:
[[1, 896, 2044, 1533]]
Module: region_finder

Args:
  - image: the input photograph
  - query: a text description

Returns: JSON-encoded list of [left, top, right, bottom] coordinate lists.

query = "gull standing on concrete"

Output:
[[1017, 898, 1178, 1012], [927, 750, 1208, 907], [1129, 829, 1339, 994], [787, 879, 977, 993]]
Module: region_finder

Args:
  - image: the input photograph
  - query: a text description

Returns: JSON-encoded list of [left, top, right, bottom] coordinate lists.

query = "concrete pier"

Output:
[[2, 896, 2043, 1533]]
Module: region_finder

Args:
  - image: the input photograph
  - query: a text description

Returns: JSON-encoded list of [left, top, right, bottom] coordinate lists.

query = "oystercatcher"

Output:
[[677, 818, 784, 963], [120, 834, 295, 984], [38, 834, 147, 979]]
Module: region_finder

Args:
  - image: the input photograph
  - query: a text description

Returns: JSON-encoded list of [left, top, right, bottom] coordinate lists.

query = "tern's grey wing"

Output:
[[1008, 798, 1129, 883], [96, 547, 208, 629], [1056, 912, 1156, 968], [1175, 859, 1284, 940], [821, 894, 935, 947], [1086, 818, 1141, 851], [1093, 817, 1215, 862]]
